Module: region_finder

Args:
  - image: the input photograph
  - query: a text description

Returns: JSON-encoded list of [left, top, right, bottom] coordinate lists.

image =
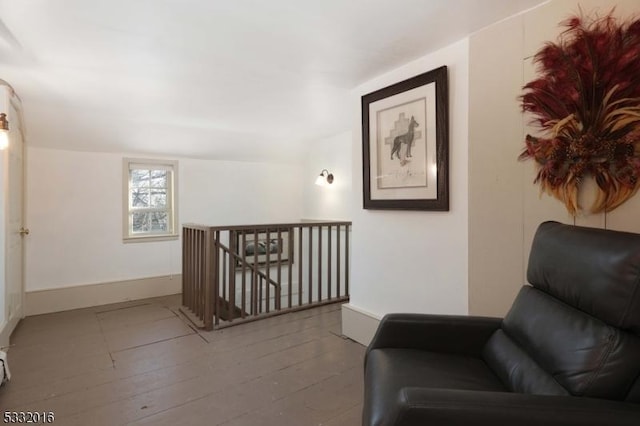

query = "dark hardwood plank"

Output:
[[0, 295, 364, 426]]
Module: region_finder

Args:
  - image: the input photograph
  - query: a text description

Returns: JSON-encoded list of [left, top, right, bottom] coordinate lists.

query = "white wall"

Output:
[[467, 12, 530, 317], [25, 147, 303, 292], [300, 130, 354, 307], [0, 147, 5, 333], [303, 130, 352, 221], [347, 38, 470, 319], [0, 87, 7, 330], [26, 0, 638, 322]]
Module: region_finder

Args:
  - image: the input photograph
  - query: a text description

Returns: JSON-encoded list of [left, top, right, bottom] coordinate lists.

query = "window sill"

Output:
[[123, 234, 179, 244]]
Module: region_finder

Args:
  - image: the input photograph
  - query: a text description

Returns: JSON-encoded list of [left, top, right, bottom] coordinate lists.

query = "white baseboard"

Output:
[[0, 313, 20, 349], [25, 275, 182, 316], [341, 303, 381, 346], [0, 320, 10, 350]]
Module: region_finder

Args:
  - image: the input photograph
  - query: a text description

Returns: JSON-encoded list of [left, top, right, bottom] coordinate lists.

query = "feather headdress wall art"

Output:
[[519, 11, 640, 215]]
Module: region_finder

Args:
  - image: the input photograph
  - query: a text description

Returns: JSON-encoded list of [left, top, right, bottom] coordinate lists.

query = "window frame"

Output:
[[122, 158, 179, 243]]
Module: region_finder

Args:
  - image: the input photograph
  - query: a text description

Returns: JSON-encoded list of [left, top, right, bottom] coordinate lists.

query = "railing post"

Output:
[[345, 224, 350, 296], [182, 227, 187, 307], [203, 228, 213, 330]]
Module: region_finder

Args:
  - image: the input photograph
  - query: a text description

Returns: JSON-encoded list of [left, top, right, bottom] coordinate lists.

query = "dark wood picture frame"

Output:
[[361, 66, 449, 210], [234, 228, 294, 267]]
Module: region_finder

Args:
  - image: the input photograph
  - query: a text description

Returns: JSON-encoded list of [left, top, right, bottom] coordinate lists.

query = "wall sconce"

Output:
[[0, 113, 8, 150], [315, 169, 334, 186]]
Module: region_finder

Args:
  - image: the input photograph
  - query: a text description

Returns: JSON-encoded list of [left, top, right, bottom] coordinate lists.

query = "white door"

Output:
[[5, 97, 25, 333]]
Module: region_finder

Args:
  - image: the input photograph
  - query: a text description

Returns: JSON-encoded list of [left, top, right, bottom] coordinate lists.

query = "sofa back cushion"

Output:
[[484, 222, 640, 401], [484, 286, 640, 399], [627, 375, 640, 403], [528, 221, 640, 334], [483, 327, 569, 396]]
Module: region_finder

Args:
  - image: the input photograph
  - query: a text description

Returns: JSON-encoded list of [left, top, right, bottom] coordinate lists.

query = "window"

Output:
[[123, 158, 178, 242]]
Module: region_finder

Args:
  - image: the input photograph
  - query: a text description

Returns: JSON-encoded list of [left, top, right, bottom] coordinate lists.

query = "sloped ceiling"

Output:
[[0, 0, 546, 162]]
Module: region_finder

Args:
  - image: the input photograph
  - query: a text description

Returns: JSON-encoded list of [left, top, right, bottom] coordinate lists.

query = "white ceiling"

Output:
[[0, 0, 546, 163]]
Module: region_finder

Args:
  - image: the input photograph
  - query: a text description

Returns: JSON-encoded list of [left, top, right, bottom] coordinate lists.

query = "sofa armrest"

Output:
[[366, 313, 502, 361], [372, 388, 640, 426]]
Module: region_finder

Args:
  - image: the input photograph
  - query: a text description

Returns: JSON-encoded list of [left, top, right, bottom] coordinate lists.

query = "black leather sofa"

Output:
[[363, 221, 640, 425]]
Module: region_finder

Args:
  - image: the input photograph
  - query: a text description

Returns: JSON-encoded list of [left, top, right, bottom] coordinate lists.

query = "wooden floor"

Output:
[[0, 295, 366, 425]]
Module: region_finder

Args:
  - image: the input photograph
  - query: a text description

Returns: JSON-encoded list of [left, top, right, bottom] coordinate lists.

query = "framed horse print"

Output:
[[361, 66, 449, 210]]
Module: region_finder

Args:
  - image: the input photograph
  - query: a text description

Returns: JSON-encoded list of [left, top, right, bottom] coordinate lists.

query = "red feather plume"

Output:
[[519, 11, 640, 215]]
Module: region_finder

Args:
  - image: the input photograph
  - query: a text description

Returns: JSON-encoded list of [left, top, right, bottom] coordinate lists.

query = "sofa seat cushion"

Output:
[[365, 348, 507, 425]]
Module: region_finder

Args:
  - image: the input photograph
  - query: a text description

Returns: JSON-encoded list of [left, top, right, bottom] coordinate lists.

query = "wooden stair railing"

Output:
[[181, 222, 351, 330]]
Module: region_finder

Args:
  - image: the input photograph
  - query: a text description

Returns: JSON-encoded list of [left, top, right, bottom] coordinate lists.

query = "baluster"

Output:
[[204, 231, 208, 320], [196, 229, 202, 318], [266, 228, 271, 313], [287, 227, 293, 309], [183, 228, 189, 309], [182, 228, 187, 307], [337, 225, 341, 298], [276, 228, 282, 311], [190, 229, 196, 315], [190, 228, 195, 311], [212, 230, 220, 328], [228, 231, 236, 322], [298, 226, 303, 307], [241, 231, 247, 318], [308, 226, 313, 304], [328, 225, 332, 300], [318, 225, 322, 302], [197, 229, 203, 317], [253, 229, 258, 315], [222, 250, 227, 319]]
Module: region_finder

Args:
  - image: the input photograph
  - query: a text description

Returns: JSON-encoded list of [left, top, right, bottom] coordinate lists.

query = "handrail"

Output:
[[181, 221, 351, 330], [182, 221, 352, 231]]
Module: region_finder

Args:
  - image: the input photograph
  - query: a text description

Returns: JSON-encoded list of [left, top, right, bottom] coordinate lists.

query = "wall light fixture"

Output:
[[0, 113, 8, 150], [315, 169, 334, 186]]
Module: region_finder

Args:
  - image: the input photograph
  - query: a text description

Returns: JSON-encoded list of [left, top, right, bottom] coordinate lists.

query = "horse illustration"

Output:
[[390, 116, 419, 160]]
